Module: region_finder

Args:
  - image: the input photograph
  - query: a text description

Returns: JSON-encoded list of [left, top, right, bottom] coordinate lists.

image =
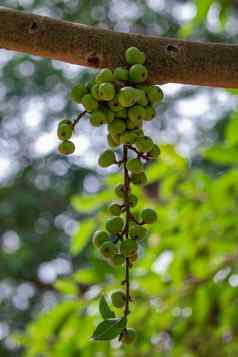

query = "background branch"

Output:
[[149, 253, 238, 314], [185, 253, 238, 288], [0, 7, 238, 88]]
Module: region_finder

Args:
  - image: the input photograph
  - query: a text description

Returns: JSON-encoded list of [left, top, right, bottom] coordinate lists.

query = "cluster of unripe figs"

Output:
[[57, 47, 163, 344]]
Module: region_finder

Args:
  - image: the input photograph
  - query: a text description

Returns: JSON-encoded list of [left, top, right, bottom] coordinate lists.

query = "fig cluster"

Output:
[[57, 47, 163, 344], [93, 206, 157, 265], [57, 119, 75, 155], [57, 47, 163, 156]]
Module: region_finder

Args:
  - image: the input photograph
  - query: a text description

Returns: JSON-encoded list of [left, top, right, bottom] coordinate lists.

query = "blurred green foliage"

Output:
[[179, 0, 231, 37], [0, 0, 238, 356], [18, 131, 238, 356]]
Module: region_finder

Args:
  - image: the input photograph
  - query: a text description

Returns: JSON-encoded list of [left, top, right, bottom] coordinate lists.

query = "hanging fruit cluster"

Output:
[[57, 47, 163, 344]]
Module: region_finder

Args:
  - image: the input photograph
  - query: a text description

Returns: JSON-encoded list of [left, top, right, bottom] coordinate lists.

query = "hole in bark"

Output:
[[29, 21, 38, 32], [87, 55, 99, 65], [167, 45, 178, 53]]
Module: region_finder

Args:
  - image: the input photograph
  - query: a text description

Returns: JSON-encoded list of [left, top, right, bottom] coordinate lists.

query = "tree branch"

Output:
[[0, 7, 238, 88], [149, 253, 238, 314]]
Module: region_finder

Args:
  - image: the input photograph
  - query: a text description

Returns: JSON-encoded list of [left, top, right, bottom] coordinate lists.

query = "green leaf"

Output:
[[219, 1, 230, 29], [203, 144, 238, 165], [54, 279, 78, 295], [70, 219, 96, 255], [105, 172, 121, 186], [161, 144, 187, 170], [195, 0, 213, 23], [26, 301, 79, 340], [74, 268, 98, 284], [99, 296, 115, 319], [178, 21, 195, 38], [179, 0, 213, 38], [92, 318, 126, 341], [71, 190, 111, 213], [226, 88, 238, 96], [225, 112, 238, 147]]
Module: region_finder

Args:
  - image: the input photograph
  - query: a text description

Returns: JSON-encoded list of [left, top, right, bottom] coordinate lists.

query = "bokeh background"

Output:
[[1, 0, 238, 356]]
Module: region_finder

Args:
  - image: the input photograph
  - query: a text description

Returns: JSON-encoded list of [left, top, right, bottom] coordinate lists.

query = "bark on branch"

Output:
[[0, 6, 238, 88]]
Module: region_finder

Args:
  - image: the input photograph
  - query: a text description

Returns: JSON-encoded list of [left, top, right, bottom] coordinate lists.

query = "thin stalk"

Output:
[[122, 144, 131, 320], [72, 110, 87, 128]]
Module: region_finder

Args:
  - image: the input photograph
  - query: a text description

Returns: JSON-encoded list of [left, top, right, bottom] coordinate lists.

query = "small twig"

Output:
[[127, 145, 150, 161], [129, 212, 144, 225], [127, 145, 140, 155], [115, 159, 124, 167], [72, 110, 87, 128], [114, 233, 124, 244], [120, 226, 127, 236]]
